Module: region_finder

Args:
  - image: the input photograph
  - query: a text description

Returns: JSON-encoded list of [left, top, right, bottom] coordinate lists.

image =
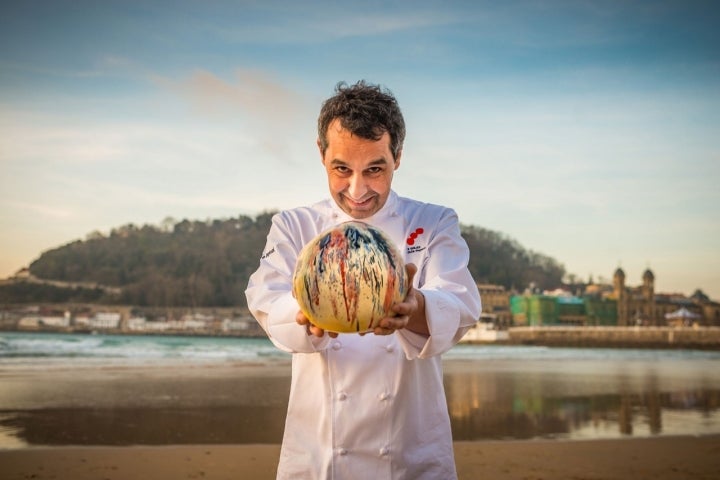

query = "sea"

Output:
[[1, 331, 720, 447], [0, 331, 290, 368]]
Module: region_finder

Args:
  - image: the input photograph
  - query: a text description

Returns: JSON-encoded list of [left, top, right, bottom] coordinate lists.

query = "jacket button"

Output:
[[338, 448, 348, 456], [379, 446, 390, 456], [385, 344, 394, 353], [379, 392, 390, 401], [338, 392, 347, 401], [332, 341, 342, 350]]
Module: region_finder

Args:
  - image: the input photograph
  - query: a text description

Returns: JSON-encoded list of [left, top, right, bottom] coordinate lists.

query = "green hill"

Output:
[[1, 213, 565, 307]]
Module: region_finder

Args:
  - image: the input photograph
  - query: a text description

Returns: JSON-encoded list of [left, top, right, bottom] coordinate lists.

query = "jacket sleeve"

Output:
[[396, 209, 481, 359], [245, 213, 330, 354]]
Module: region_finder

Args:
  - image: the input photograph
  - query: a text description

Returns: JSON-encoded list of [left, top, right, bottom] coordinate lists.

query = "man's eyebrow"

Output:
[[367, 158, 390, 166], [329, 158, 389, 166]]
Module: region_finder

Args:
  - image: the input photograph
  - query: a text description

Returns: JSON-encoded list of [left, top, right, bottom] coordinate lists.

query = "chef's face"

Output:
[[319, 119, 401, 219]]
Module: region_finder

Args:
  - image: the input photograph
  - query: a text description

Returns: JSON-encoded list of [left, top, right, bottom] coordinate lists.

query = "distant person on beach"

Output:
[[245, 80, 481, 479]]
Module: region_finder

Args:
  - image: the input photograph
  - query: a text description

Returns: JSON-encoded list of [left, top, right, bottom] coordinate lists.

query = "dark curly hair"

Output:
[[317, 80, 406, 160]]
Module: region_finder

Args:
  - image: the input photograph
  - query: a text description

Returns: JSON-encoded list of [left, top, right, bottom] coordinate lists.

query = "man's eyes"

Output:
[[333, 166, 384, 175]]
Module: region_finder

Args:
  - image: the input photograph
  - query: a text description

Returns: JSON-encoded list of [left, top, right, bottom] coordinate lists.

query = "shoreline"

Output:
[[4, 325, 720, 350], [2, 435, 719, 480]]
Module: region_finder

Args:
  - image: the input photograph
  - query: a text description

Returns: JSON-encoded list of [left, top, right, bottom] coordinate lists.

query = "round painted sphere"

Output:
[[292, 221, 408, 333]]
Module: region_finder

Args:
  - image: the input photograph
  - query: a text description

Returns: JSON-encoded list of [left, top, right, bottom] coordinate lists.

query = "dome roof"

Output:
[[614, 267, 625, 278], [643, 268, 655, 280]]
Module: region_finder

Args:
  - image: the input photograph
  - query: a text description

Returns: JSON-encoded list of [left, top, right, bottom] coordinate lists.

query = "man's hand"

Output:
[[370, 263, 428, 337], [296, 310, 339, 338]]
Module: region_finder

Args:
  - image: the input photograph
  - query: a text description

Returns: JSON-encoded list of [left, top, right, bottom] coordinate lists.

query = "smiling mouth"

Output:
[[345, 196, 374, 208], [345, 197, 372, 209]]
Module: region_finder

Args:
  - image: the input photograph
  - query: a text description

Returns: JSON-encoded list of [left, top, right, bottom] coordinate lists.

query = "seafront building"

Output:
[[3, 304, 265, 337], [509, 268, 720, 327], [2, 268, 719, 336]]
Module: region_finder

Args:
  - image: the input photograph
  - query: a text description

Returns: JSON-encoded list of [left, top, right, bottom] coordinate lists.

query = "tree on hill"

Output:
[[26, 213, 275, 307], [461, 225, 565, 290], [3, 213, 565, 307]]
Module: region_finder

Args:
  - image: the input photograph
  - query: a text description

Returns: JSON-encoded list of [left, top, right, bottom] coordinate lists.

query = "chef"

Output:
[[246, 80, 481, 479]]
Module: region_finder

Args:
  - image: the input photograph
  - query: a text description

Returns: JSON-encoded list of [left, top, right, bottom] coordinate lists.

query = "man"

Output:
[[245, 80, 481, 479]]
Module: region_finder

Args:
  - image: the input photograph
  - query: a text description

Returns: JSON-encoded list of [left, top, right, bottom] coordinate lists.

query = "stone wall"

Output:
[[508, 326, 720, 349]]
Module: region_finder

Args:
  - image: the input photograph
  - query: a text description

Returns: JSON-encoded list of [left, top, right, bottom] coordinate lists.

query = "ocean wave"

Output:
[[3, 332, 720, 367], [0, 332, 289, 364]]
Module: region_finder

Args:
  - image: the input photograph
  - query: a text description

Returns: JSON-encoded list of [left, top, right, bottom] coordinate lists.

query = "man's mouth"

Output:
[[344, 195, 374, 208]]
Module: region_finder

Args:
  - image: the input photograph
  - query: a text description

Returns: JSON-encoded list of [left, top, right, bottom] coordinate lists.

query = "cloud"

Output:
[[153, 68, 315, 160], [3, 201, 74, 220], [205, 5, 462, 44]]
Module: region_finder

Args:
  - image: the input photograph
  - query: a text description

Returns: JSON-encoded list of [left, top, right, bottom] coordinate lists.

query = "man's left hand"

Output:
[[369, 263, 427, 337]]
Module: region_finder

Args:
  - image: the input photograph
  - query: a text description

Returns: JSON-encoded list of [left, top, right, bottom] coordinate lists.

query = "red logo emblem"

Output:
[[406, 228, 424, 246]]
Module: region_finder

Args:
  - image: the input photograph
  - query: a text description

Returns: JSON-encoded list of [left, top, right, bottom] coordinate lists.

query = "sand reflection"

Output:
[[443, 358, 720, 440], [1, 354, 719, 447]]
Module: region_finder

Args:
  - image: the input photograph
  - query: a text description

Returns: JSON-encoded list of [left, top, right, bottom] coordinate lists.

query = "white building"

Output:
[[90, 312, 122, 329]]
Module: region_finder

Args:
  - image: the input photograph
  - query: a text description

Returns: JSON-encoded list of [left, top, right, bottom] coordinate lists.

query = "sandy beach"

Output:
[[2, 334, 720, 479], [1, 436, 719, 479]]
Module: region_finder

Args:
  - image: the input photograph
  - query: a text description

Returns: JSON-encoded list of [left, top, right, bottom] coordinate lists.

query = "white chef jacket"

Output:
[[245, 190, 481, 480]]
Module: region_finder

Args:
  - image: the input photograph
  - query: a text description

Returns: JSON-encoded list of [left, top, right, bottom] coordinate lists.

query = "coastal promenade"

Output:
[[505, 325, 720, 349], [3, 307, 720, 349]]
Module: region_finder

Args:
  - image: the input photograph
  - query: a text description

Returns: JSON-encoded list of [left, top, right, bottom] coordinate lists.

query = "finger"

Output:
[[382, 316, 409, 330], [296, 311, 310, 325], [392, 298, 414, 316], [404, 264, 417, 298], [405, 263, 418, 285], [308, 325, 326, 337], [373, 318, 407, 336]]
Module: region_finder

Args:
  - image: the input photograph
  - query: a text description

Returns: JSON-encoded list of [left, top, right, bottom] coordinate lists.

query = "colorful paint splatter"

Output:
[[293, 221, 408, 333]]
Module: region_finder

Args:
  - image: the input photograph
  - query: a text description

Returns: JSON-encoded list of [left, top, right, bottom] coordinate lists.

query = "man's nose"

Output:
[[347, 173, 367, 199]]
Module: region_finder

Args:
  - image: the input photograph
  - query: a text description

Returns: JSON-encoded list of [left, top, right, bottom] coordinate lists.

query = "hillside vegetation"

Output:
[[2, 214, 565, 307]]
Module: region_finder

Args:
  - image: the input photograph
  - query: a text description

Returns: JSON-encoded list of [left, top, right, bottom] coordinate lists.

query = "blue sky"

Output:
[[1, 0, 719, 298]]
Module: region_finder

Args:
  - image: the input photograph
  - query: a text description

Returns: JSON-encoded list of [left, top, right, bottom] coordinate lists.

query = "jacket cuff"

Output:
[[266, 293, 331, 353], [396, 289, 464, 359]]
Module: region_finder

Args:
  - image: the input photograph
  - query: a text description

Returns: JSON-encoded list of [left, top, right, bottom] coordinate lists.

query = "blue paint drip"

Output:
[[316, 232, 332, 274], [368, 228, 397, 271]]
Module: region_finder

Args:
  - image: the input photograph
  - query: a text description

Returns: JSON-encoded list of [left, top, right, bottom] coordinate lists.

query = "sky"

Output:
[[1, 0, 719, 299]]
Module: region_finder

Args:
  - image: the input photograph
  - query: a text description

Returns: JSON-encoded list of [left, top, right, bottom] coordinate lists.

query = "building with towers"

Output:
[[612, 267, 659, 325], [511, 267, 720, 327]]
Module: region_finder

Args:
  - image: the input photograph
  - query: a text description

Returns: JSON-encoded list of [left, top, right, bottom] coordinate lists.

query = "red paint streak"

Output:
[[327, 230, 355, 328]]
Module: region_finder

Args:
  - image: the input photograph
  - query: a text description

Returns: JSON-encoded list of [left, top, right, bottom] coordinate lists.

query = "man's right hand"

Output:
[[296, 311, 339, 338]]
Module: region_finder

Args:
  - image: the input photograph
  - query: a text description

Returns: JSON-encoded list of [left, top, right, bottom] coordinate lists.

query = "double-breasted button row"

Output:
[[334, 447, 390, 457]]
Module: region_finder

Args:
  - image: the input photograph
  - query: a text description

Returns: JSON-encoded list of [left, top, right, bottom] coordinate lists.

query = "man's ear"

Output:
[[394, 149, 402, 170], [317, 138, 325, 164]]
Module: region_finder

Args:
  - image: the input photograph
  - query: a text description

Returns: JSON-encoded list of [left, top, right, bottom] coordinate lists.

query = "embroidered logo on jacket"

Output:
[[406, 227, 426, 254]]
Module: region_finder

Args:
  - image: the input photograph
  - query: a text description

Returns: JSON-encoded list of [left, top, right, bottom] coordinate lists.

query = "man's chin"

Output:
[[348, 211, 373, 220], [344, 204, 377, 219]]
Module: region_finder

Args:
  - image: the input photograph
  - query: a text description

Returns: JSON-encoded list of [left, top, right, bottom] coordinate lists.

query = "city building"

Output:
[[476, 283, 512, 328], [510, 268, 720, 327]]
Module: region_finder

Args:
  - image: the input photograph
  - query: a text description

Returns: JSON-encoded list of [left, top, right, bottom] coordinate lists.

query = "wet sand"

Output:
[[2, 436, 719, 480], [2, 357, 720, 478]]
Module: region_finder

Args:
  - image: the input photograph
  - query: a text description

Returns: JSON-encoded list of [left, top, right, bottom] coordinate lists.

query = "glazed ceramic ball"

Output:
[[292, 221, 408, 333]]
